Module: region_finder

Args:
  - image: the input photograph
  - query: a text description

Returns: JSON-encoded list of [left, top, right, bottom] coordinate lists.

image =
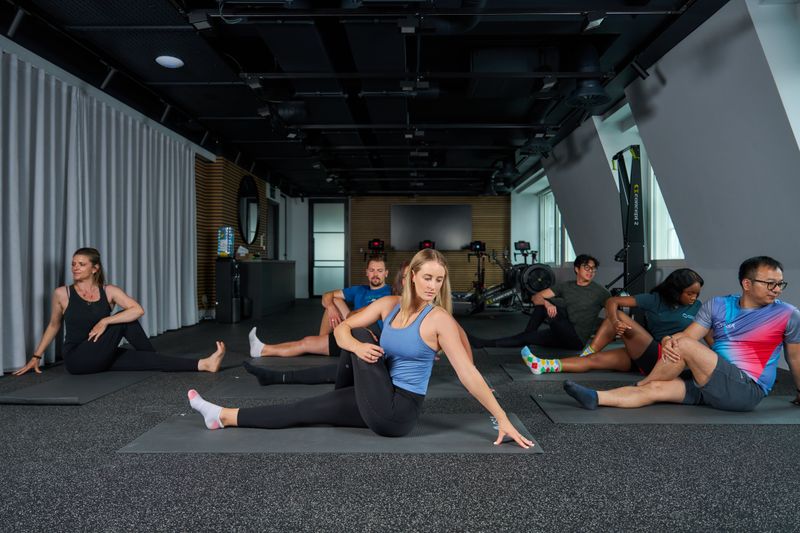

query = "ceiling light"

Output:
[[155, 56, 184, 69], [583, 11, 605, 32], [398, 16, 418, 34], [326, 175, 334, 183], [188, 10, 212, 31], [541, 76, 557, 92]]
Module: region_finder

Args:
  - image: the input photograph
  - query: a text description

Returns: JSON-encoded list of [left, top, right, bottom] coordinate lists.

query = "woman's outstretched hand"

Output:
[[494, 417, 534, 449], [354, 342, 384, 364], [13, 357, 42, 376]]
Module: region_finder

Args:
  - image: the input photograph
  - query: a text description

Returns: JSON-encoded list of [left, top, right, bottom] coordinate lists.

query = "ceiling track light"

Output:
[[583, 11, 606, 32]]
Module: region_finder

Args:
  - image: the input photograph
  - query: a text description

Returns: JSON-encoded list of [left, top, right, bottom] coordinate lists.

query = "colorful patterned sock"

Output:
[[579, 344, 595, 357], [521, 346, 562, 374]]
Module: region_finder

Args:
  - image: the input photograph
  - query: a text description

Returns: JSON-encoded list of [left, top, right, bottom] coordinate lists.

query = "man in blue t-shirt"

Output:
[[564, 256, 800, 412], [247, 257, 390, 359]]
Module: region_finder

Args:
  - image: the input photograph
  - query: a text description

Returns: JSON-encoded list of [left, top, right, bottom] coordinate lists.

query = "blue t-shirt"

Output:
[[341, 284, 392, 311], [694, 295, 800, 394], [634, 293, 702, 343]]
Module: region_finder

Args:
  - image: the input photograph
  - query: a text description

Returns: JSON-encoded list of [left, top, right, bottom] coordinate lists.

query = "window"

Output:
[[538, 188, 574, 265], [648, 169, 684, 260]]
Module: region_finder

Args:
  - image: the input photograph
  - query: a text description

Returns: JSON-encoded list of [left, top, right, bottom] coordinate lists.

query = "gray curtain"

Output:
[[1, 47, 198, 374]]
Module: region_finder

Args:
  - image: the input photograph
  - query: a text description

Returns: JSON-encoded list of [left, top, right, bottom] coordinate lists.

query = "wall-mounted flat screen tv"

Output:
[[390, 204, 472, 251]]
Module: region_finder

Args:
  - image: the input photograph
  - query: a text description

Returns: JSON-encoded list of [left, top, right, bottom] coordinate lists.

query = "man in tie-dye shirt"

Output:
[[564, 256, 800, 412]]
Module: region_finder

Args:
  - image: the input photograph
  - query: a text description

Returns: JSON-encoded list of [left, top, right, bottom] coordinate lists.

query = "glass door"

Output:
[[310, 200, 347, 296]]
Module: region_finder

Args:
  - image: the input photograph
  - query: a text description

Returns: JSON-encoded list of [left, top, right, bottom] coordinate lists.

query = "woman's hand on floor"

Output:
[[494, 417, 533, 449], [13, 357, 42, 376]]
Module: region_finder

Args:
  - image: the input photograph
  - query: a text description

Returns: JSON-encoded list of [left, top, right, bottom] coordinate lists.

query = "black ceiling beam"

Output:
[[242, 71, 612, 80], [64, 25, 193, 31], [207, 8, 684, 18], [299, 124, 557, 130], [306, 145, 516, 151], [327, 167, 490, 172], [147, 81, 246, 86], [195, 119, 558, 130], [349, 177, 479, 182]]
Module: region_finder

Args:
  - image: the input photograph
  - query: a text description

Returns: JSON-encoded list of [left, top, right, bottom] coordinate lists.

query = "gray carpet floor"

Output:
[[2, 300, 799, 531]]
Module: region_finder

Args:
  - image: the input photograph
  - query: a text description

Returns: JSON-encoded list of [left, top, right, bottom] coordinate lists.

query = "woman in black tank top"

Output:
[[14, 247, 226, 376]]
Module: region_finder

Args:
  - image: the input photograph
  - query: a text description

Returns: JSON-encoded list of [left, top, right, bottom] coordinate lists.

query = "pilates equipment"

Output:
[[607, 145, 650, 296]]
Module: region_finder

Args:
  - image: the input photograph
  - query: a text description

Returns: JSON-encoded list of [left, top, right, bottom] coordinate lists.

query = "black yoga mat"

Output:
[[118, 412, 541, 454], [532, 393, 800, 425], [0, 372, 156, 405], [502, 363, 641, 383], [205, 374, 496, 400]]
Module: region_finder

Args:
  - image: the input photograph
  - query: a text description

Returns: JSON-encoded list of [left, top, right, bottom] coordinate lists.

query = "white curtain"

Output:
[[1, 49, 198, 374]]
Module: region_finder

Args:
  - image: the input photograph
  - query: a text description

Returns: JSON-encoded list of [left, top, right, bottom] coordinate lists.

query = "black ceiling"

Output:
[[2, 0, 729, 196]]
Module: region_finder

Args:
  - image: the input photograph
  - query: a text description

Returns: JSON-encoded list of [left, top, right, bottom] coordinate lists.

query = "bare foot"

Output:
[[199, 341, 226, 372]]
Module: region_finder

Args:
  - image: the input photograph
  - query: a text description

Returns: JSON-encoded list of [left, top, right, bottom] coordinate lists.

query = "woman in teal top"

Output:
[[187, 249, 532, 449], [522, 268, 704, 376]]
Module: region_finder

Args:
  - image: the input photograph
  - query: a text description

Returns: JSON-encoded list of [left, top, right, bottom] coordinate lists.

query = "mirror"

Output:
[[237, 175, 260, 245]]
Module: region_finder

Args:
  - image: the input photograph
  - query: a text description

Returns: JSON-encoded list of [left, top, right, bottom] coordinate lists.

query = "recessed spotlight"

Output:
[[155, 56, 184, 69]]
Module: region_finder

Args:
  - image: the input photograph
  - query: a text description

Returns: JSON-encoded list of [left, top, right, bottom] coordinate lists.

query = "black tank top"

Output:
[[63, 284, 112, 352]]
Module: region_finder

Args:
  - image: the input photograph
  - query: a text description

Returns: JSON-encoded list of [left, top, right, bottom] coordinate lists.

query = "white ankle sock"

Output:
[[188, 389, 223, 430], [248, 327, 265, 358]]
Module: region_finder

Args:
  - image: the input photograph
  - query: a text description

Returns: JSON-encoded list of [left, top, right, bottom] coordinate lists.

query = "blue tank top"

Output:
[[380, 303, 437, 395]]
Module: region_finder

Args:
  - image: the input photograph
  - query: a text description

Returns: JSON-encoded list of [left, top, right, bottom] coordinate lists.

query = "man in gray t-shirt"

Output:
[[468, 254, 610, 349]]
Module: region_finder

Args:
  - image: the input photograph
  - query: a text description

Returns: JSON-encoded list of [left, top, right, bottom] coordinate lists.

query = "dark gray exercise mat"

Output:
[[118, 412, 541, 454], [205, 374, 495, 400], [532, 394, 800, 425], [0, 372, 157, 405], [502, 363, 641, 383]]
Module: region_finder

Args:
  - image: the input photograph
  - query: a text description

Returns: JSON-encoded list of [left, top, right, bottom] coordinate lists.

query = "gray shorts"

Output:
[[682, 355, 765, 412]]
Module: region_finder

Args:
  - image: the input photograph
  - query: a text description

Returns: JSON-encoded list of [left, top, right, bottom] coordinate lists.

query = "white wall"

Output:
[[510, 190, 539, 261], [746, 0, 800, 149], [541, 119, 623, 284], [625, 0, 800, 304]]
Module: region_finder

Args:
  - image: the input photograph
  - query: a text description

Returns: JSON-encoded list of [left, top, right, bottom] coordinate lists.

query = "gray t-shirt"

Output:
[[549, 281, 611, 344]]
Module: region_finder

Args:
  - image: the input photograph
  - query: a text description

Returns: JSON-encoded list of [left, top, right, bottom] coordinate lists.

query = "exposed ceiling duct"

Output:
[[566, 45, 611, 108]]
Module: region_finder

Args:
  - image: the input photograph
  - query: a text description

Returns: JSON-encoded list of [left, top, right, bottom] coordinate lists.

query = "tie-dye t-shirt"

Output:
[[694, 295, 800, 394]]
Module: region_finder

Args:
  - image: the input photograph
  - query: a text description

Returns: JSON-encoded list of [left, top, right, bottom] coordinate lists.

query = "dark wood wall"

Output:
[[349, 196, 510, 291], [195, 156, 268, 310]]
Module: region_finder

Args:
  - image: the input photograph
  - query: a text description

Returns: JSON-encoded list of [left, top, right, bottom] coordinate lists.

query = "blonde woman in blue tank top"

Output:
[[187, 249, 532, 448]]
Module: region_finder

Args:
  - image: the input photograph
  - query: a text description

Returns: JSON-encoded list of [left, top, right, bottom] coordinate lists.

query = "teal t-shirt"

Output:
[[634, 293, 702, 343]]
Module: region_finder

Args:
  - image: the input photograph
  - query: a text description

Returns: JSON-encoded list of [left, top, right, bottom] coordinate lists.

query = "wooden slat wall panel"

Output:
[[349, 196, 510, 291], [195, 156, 268, 309]]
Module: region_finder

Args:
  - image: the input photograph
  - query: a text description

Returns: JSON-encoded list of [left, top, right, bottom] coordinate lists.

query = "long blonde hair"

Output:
[[397, 249, 452, 325]]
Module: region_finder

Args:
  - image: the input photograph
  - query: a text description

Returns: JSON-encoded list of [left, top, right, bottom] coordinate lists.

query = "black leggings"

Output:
[[238, 329, 424, 437], [469, 305, 584, 350], [62, 320, 198, 374]]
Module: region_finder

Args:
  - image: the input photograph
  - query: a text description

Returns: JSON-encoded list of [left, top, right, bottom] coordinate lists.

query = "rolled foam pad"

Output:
[[118, 412, 541, 454], [502, 363, 641, 383], [532, 393, 800, 424], [0, 371, 157, 405]]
